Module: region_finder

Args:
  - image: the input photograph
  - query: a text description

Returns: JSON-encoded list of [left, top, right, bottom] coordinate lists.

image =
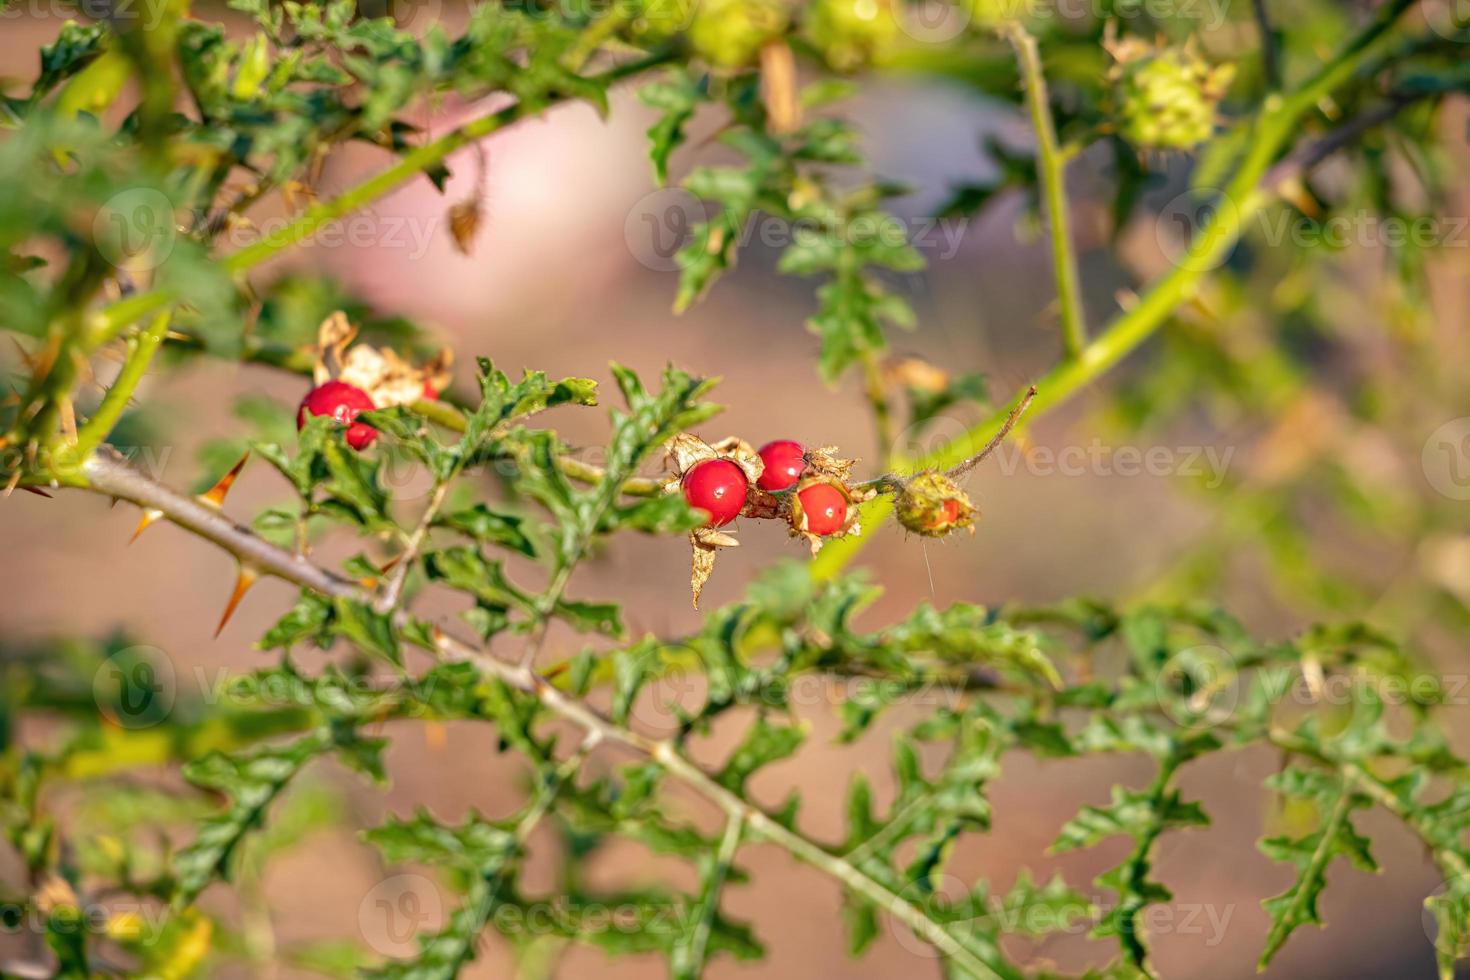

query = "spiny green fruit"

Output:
[[627, 0, 699, 41], [1109, 37, 1235, 151], [688, 0, 790, 68], [805, 0, 900, 73], [895, 471, 976, 537]]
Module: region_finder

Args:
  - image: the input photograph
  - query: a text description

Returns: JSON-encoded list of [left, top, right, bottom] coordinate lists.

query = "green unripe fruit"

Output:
[[688, 0, 790, 68], [1110, 40, 1234, 151], [805, 0, 899, 72], [627, 0, 699, 41], [895, 471, 976, 538]]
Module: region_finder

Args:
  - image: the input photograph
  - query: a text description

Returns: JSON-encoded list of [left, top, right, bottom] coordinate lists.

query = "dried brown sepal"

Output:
[[690, 526, 738, 608], [665, 434, 763, 606], [788, 475, 872, 555], [448, 197, 483, 256], [803, 445, 859, 483], [313, 312, 454, 408], [895, 470, 977, 538]]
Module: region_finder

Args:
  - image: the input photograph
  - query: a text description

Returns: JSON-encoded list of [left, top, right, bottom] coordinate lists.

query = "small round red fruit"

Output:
[[798, 483, 847, 536], [297, 380, 378, 450], [682, 459, 748, 527], [756, 440, 805, 492]]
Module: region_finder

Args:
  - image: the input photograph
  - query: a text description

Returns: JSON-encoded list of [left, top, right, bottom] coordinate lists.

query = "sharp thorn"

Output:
[[20, 487, 51, 498], [215, 566, 259, 638], [130, 508, 163, 543], [198, 450, 250, 509]]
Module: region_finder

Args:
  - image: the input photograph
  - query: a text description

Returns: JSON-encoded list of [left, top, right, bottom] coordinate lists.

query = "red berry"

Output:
[[757, 440, 805, 492], [798, 483, 847, 536], [682, 459, 748, 527], [297, 380, 378, 450]]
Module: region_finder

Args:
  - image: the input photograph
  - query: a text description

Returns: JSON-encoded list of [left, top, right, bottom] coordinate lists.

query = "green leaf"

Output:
[[173, 730, 338, 905], [434, 503, 536, 557], [1257, 769, 1376, 969]]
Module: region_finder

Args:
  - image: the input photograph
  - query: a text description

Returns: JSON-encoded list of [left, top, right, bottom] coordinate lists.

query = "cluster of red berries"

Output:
[[296, 380, 441, 451], [680, 440, 848, 536]]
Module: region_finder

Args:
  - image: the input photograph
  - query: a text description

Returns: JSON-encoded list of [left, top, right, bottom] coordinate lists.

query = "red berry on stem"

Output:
[[297, 380, 378, 450], [682, 459, 748, 527], [798, 483, 847, 536], [757, 440, 805, 492]]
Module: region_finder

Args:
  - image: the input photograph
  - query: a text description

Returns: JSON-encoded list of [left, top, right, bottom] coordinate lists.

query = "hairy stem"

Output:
[[1005, 23, 1086, 359]]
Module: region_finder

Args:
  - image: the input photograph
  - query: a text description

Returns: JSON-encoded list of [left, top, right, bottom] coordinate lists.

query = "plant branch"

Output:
[[810, 0, 1420, 580], [84, 50, 676, 349], [70, 310, 171, 465], [71, 448, 1014, 980], [1253, 0, 1282, 89], [1005, 23, 1086, 359], [375, 478, 449, 614]]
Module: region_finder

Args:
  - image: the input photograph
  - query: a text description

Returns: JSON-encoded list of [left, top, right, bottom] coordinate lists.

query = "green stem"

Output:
[[70, 310, 171, 464], [84, 50, 675, 348], [811, 0, 1417, 581], [1006, 23, 1086, 358]]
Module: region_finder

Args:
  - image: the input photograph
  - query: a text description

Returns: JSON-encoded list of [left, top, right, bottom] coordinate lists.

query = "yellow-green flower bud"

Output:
[[1110, 40, 1234, 151], [689, 0, 790, 69], [805, 0, 900, 73]]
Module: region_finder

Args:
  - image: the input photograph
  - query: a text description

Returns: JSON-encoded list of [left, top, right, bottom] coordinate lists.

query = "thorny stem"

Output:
[[1004, 23, 1086, 359], [72, 449, 1012, 980], [811, 0, 1421, 580]]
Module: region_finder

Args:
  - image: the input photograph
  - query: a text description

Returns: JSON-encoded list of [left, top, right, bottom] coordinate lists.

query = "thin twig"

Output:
[[945, 385, 1037, 481], [1252, 0, 1282, 89], [374, 480, 450, 614]]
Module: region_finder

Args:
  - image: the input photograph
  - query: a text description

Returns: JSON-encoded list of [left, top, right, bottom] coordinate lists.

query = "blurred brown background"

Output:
[[1, 8, 1465, 978]]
